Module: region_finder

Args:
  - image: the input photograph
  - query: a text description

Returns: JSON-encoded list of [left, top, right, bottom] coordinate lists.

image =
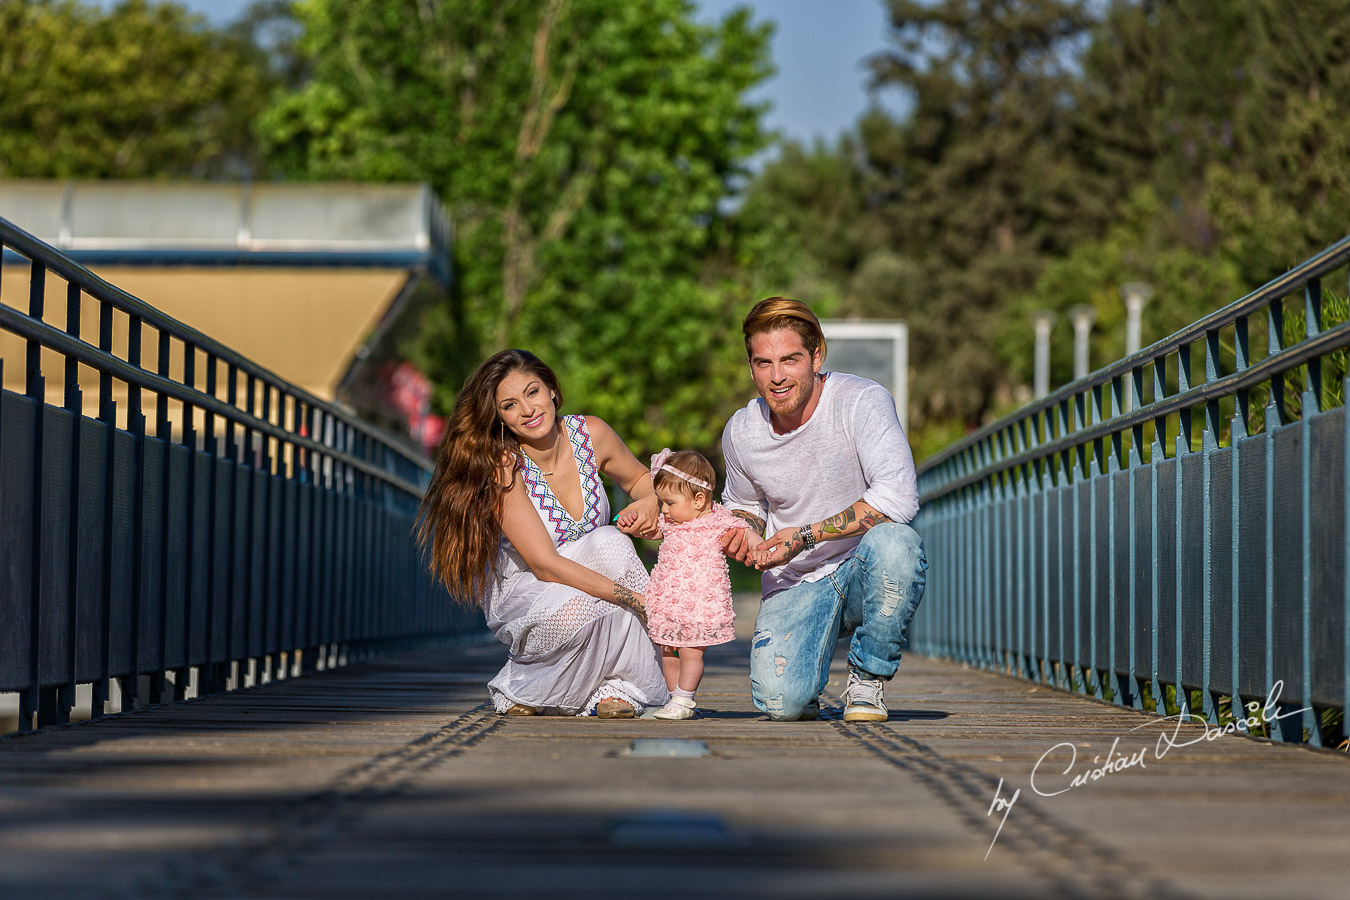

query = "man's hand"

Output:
[[753, 526, 807, 570], [615, 494, 661, 539], [721, 525, 765, 566]]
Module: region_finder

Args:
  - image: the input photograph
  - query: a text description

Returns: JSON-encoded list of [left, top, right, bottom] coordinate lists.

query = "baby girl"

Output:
[[621, 449, 743, 719]]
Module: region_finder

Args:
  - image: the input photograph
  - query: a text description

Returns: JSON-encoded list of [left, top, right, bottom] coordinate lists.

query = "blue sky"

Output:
[[150, 0, 901, 148], [694, 0, 904, 147]]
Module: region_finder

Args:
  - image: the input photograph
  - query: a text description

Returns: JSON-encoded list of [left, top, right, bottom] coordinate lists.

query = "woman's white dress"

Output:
[[484, 415, 669, 715]]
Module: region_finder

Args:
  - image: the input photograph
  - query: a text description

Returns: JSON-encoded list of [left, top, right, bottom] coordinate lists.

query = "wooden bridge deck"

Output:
[[2, 631, 1347, 898]]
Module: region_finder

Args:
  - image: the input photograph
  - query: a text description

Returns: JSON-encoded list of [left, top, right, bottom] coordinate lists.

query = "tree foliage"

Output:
[[746, 0, 1350, 454], [8, 0, 1350, 465], [750, 0, 1114, 430], [1009, 0, 1350, 390], [258, 0, 774, 453], [0, 0, 275, 178]]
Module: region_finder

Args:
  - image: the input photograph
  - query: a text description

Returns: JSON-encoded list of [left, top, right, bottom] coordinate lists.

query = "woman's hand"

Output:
[[616, 494, 661, 539]]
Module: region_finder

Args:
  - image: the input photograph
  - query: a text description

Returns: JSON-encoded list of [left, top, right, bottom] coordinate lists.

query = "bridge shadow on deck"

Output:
[[0, 638, 999, 899], [2, 634, 1348, 899]]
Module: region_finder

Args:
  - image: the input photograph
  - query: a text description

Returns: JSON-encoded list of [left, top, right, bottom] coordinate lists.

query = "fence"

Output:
[[0, 217, 479, 733], [912, 236, 1350, 747]]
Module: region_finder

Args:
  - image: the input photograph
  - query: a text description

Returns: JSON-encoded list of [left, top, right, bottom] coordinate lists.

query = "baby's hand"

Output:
[[721, 525, 763, 566], [616, 494, 661, 538], [753, 527, 805, 570]]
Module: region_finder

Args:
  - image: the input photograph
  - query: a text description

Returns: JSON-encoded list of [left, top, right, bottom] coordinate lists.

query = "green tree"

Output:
[[1001, 186, 1244, 391], [1004, 0, 1350, 398], [0, 0, 275, 178], [738, 135, 877, 306], [258, 0, 774, 453], [1070, 0, 1347, 272], [862, 0, 1113, 428], [746, 0, 1350, 449]]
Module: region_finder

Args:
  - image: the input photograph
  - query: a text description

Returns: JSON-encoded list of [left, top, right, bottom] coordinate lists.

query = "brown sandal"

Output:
[[504, 703, 539, 716], [595, 698, 636, 719]]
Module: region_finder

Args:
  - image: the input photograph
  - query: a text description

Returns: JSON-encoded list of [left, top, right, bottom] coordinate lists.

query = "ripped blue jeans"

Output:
[[750, 523, 927, 721]]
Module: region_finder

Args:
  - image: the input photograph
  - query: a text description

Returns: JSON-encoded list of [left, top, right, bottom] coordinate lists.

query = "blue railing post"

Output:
[[1056, 397, 1071, 690], [1174, 345, 1191, 715], [24, 261, 47, 731], [1201, 327, 1221, 724], [1013, 419, 1029, 679], [126, 313, 147, 711], [61, 282, 81, 723], [1038, 408, 1052, 686], [1107, 372, 1123, 706], [1150, 355, 1166, 713], [1301, 280, 1322, 745], [1126, 364, 1143, 710], [95, 291, 116, 721], [1230, 316, 1249, 724]]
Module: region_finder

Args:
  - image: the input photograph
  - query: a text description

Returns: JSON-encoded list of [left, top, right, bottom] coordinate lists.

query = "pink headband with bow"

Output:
[[650, 448, 713, 492]]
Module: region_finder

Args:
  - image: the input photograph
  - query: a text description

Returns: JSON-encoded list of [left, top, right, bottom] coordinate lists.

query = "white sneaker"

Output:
[[652, 695, 697, 720], [842, 669, 887, 722]]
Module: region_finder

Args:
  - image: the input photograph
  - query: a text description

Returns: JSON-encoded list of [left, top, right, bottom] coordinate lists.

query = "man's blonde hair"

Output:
[[742, 296, 827, 363]]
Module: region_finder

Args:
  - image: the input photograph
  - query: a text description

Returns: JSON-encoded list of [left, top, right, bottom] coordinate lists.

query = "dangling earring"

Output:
[[499, 420, 506, 442]]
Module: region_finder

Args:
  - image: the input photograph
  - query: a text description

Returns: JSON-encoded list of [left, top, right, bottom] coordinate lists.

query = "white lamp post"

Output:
[[1031, 310, 1056, 400], [1068, 304, 1098, 382], [1121, 282, 1153, 357], [1120, 282, 1152, 412]]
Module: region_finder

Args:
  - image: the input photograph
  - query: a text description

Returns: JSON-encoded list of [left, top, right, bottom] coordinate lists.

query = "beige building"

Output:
[[1, 180, 451, 440]]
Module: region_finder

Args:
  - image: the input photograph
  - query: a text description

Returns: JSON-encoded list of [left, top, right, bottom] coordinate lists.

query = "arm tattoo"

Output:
[[858, 508, 891, 531], [730, 510, 767, 537], [817, 503, 891, 540], [613, 583, 646, 623], [821, 507, 856, 535]]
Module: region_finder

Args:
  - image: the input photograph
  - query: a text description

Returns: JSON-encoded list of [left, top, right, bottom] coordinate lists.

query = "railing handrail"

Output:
[[919, 232, 1350, 476], [0, 303, 425, 494], [1, 215, 431, 474], [919, 315, 1350, 504]]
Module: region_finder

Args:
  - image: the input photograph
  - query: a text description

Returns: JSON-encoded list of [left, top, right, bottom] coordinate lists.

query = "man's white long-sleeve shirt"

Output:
[[721, 372, 919, 598]]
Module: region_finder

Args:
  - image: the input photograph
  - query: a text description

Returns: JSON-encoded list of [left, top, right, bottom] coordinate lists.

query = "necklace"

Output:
[[527, 431, 567, 476]]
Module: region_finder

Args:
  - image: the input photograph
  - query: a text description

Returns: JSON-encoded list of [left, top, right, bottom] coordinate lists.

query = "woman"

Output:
[[418, 349, 669, 717]]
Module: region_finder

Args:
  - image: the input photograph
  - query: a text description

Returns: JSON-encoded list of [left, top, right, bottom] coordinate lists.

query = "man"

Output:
[[720, 297, 927, 722]]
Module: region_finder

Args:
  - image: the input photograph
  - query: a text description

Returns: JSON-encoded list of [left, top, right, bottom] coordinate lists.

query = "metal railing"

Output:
[[912, 236, 1350, 746], [0, 217, 479, 733]]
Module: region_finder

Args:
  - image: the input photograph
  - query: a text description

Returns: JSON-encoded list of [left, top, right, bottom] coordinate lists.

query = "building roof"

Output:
[[0, 180, 452, 288]]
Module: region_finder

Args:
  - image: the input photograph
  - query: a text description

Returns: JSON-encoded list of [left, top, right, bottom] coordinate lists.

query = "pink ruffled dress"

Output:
[[646, 504, 743, 648]]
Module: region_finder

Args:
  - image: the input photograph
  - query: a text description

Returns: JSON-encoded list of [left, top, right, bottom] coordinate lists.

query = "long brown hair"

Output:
[[417, 349, 565, 605]]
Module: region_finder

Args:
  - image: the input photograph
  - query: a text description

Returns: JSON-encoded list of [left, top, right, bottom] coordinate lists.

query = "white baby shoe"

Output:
[[652, 695, 697, 720]]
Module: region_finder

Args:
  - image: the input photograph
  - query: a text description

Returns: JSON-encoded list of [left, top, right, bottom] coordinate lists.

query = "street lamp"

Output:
[[1120, 282, 1153, 412], [1031, 310, 1056, 400], [1068, 304, 1098, 382], [1121, 282, 1153, 356]]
